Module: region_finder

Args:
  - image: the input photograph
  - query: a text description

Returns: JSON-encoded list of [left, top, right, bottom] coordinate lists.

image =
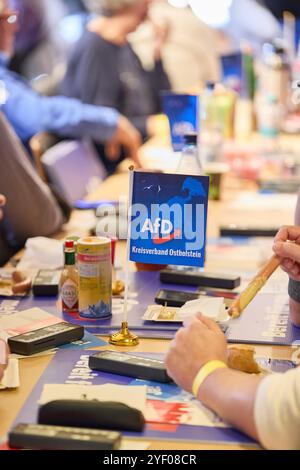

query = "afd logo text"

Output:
[[131, 202, 205, 251]]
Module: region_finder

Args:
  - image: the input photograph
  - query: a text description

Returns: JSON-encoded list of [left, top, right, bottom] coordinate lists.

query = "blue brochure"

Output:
[[161, 93, 199, 151]]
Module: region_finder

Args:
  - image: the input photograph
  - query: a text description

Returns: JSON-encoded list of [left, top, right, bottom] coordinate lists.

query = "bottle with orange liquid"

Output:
[[60, 240, 79, 315]]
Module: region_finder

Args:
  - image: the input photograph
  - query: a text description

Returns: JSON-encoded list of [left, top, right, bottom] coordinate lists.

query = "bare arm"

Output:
[[198, 368, 262, 441], [165, 315, 262, 442]]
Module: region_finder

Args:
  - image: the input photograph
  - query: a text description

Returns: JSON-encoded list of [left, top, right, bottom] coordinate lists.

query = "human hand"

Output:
[[273, 226, 300, 281], [11, 271, 32, 295], [0, 194, 6, 220], [106, 116, 142, 167], [165, 315, 228, 394], [152, 20, 169, 60], [0, 339, 9, 383]]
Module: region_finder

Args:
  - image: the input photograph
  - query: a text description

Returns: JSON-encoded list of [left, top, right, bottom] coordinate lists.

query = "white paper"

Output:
[[143, 297, 229, 323], [39, 384, 147, 414], [121, 441, 151, 450], [0, 357, 20, 389], [11, 349, 57, 360], [179, 297, 229, 322], [18, 237, 64, 271], [142, 305, 180, 322], [0, 308, 62, 340]]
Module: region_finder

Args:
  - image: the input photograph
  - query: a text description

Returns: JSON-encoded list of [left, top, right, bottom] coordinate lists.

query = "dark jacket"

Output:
[[263, 0, 300, 19], [61, 31, 171, 140]]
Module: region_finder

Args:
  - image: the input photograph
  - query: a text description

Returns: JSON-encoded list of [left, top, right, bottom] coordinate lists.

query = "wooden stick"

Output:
[[228, 255, 281, 319]]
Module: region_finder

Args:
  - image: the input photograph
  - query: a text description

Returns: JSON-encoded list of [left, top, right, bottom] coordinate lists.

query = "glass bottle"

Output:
[[257, 94, 282, 139], [199, 82, 223, 164], [176, 134, 203, 176], [261, 40, 291, 111], [60, 240, 79, 315]]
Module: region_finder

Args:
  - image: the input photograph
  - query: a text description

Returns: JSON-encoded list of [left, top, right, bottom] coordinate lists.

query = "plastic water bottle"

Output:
[[261, 40, 291, 111], [257, 94, 282, 139], [176, 134, 203, 176], [199, 82, 223, 164]]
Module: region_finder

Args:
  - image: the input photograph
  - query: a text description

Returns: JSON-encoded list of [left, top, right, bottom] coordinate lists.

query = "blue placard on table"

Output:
[[12, 349, 258, 447], [221, 52, 243, 91], [129, 172, 209, 268], [161, 93, 199, 151], [2, 272, 300, 345]]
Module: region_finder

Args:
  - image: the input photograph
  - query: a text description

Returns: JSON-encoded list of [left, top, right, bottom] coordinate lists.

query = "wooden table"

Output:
[[0, 134, 298, 450]]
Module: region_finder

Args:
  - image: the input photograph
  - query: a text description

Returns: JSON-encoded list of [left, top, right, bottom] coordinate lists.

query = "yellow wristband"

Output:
[[192, 360, 228, 398]]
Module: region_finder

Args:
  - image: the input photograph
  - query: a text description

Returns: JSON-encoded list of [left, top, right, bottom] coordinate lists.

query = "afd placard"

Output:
[[161, 93, 199, 151], [129, 172, 209, 267]]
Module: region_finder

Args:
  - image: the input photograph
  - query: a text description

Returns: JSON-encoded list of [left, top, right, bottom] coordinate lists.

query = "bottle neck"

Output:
[[64, 251, 76, 266]]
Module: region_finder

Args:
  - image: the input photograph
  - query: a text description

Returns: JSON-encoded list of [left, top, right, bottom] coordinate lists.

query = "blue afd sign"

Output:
[[129, 172, 209, 267], [161, 93, 199, 151]]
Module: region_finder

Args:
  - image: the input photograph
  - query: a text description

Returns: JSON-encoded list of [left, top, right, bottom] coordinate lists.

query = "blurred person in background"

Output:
[[9, 0, 67, 80], [129, 0, 220, 92], [9, 1, 89, 91], [0, 113, 66, 266], [61, 0, 171, 143], [0, 0, 142, 173]]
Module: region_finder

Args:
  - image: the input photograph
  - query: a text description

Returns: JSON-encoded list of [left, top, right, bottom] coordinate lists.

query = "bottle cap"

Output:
[[206, 81, 216, 91], [184, 133, 198, 145], [65, 240, 74, 249]]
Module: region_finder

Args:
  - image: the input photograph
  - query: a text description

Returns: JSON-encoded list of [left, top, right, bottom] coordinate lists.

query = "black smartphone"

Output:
[[220, 225, 279, 238], [155, 289, 237, 308], [8, 323, 84, 356], [160, 269, 241, 290], [155, 289, 202, 307], [74, 200, 120, 211]]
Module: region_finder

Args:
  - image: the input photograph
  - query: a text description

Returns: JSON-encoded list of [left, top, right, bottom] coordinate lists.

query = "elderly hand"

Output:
[[165, 315, 228, 394], [152, 20, 169, 61], [0, 339, 9, 383], [0, 194, 6, 220], [273, 226, 300, 281], [106, 116, 142, 167]]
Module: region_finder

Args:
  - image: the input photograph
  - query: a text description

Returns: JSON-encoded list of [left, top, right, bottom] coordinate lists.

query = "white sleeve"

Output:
[[254, 368, 300, 450]]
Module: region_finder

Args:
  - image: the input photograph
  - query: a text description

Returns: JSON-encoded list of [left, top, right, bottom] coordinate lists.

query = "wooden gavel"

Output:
[[228, 255, 281, 319]]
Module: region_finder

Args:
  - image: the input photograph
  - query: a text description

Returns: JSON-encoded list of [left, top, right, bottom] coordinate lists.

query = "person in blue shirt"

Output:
[[0, 0, 142, 170]]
